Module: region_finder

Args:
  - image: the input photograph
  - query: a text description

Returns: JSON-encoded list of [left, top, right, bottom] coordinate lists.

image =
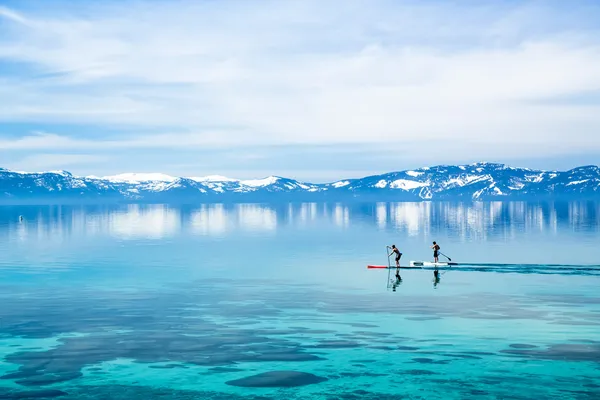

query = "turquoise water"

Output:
[[0, 201, 599, 399]]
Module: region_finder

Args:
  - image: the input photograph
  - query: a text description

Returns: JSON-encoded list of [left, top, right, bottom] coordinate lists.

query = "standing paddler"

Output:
[[431, 241, 440, 263], [388, 245, 403, 268]]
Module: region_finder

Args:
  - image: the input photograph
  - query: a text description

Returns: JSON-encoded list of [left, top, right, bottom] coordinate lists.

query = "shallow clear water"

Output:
[[0, 201, 599, 399]]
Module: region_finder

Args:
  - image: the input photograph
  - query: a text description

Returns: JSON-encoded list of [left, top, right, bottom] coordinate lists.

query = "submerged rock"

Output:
[[225, 371, 327, 387], [0, 389, 68, 399]]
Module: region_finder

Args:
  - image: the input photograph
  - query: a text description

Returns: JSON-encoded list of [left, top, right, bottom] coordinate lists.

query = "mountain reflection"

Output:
[[189, 204, 277, 236], [0, 201, 598, 240]]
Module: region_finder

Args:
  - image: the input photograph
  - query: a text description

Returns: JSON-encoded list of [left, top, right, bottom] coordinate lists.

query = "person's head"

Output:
[[392, 245, 396, 248], [433, 241, 436, 245]]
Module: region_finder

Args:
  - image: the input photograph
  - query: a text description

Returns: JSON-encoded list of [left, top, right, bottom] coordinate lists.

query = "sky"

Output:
[[0, 0, 599, 182]]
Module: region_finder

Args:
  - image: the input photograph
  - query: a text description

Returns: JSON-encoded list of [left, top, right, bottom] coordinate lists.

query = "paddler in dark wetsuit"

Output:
[[389, 245, 403, 268], [431, 241, 440, 263]]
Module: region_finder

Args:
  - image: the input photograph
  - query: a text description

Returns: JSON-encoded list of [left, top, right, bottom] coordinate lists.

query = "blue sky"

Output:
[[1, 0, 599, 182]]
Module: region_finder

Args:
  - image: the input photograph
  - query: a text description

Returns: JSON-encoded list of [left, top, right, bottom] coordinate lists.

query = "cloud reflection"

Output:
[[188, 204, 277, 236], [189, 204, 229, 236], [108, 205, 181, 239], [236, 204, 277, 232]]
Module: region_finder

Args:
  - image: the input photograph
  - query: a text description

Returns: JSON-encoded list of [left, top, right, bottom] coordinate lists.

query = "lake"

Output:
[[1, 201, 599, 399]]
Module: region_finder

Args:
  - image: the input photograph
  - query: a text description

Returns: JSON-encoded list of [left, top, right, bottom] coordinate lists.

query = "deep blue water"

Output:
[[0, 201, 599, 399]]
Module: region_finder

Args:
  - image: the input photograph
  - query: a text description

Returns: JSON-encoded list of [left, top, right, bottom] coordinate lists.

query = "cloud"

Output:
[[0, 0, 599, 166], [6, 153, 110, 171], [0, 6, 31, 25], [0, 131, 253, 150]]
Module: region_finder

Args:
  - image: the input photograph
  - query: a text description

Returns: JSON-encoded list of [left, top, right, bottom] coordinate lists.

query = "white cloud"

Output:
[[0, 0, 599, 158], [5, 153, 110, 171], [0, 130, 261, 150], [0, 6, 30, 25]]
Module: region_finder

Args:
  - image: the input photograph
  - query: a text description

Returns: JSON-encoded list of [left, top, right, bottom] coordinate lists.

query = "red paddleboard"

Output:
[[367, 265, 389, 269]]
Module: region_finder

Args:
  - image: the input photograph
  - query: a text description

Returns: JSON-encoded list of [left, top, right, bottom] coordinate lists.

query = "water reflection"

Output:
[[108, 205, 180, 239], [0, 201, 598, 240], [433, 269, 445, 289], [333, 204, 349, 228], [189, 204, 229, 236], [390, 274, 402, 292], [237, 204, 277, 232]]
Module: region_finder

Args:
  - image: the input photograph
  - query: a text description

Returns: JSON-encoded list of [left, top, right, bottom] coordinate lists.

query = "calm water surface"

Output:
[[0, 201, 599, 399]]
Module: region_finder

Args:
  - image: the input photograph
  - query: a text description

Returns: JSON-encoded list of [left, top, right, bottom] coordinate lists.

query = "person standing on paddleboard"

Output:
[[431, 241, 440, 263], [389, 245, 402, 267]]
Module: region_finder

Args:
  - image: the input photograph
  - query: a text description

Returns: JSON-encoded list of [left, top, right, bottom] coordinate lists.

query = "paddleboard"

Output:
[[367, 262, 458, 269], [410, 261, 458, 267]]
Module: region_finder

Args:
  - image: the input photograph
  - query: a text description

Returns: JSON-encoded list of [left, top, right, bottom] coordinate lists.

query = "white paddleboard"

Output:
[[410, 261, 458, 268]]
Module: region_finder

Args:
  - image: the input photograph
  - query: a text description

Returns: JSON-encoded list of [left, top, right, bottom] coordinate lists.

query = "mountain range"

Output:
[[1, 163, 599, 204]]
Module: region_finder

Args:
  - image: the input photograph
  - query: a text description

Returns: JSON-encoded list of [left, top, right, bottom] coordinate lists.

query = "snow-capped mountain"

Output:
[[1, 163, 599, 204]]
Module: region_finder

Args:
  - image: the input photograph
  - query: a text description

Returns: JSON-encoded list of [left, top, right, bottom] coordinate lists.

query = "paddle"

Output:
[[439, 252, 452, 261], [385, 245, 392, 269]]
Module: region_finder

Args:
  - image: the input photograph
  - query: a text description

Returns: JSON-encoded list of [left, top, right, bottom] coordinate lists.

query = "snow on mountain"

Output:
[[567, 179, 589, 186], [332, 180, 351, 188], [94, 173, 177, 183], [406, 171, 424, 177], [189, 175, 238, 182], [389, 179, 429, 190], [0, 162, 599, 203], [241, 176, 279, 187]]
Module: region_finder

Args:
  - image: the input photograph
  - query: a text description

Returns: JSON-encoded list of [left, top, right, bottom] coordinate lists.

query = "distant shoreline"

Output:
[[1, 162, 599, 204]]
